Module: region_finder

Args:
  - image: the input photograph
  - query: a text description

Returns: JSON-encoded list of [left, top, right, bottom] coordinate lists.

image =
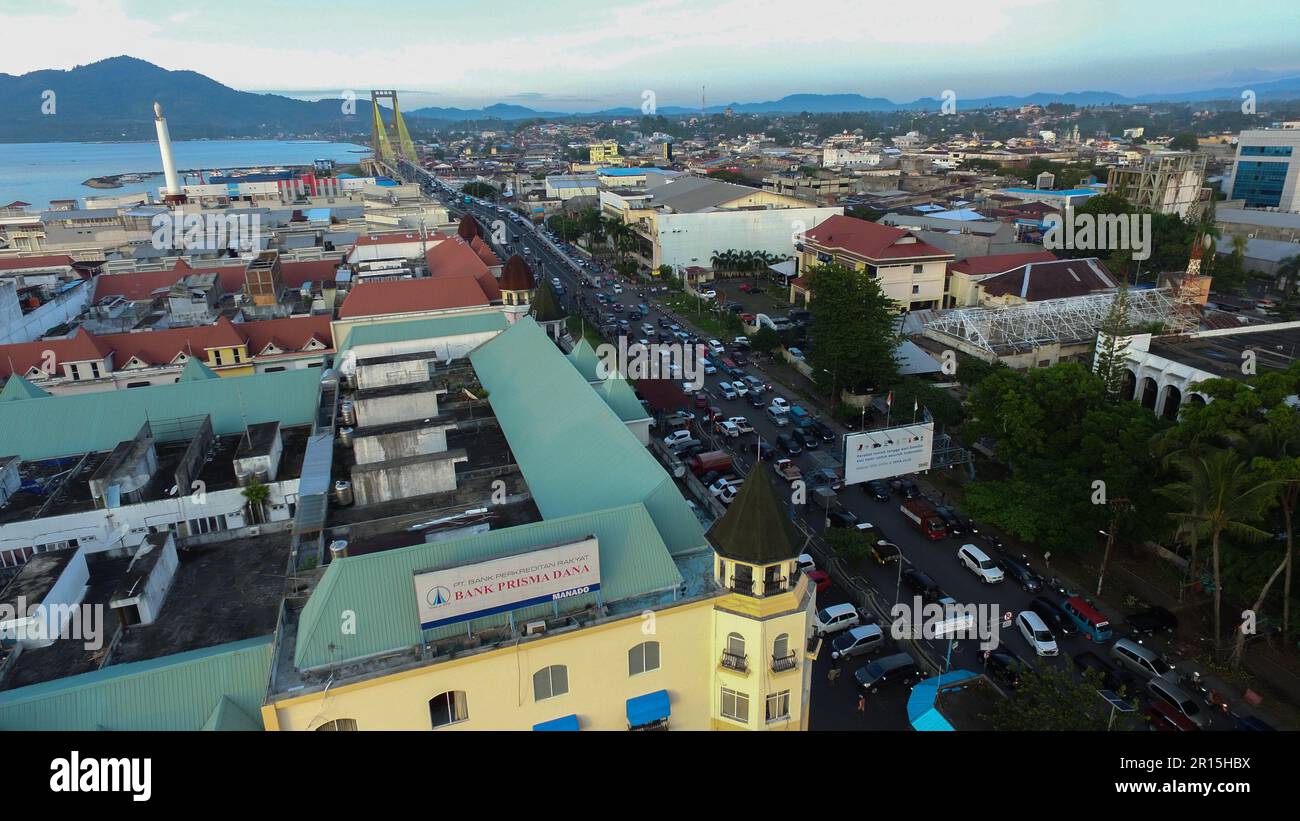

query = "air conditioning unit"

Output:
[[247, 526, 260, 536], [524, 620, 547, 636]]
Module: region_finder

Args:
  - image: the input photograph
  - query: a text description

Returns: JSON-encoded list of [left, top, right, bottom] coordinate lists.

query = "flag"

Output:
[[886, 391, 893, 408], [913, 398, 919, 415], [923, 406, 933, 424]]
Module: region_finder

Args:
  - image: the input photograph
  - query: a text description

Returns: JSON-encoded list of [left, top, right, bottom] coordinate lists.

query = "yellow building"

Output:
[[261, 318, 816, 731], [589, 140, 622, 164]]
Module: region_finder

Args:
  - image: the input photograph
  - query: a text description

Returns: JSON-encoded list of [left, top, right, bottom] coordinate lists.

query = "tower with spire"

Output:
[[498, 254, 536, 325]]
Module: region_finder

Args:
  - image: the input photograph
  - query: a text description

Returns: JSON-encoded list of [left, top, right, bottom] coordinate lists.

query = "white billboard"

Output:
[[843, 422, 934, 485], [413, 538, 601, 630]]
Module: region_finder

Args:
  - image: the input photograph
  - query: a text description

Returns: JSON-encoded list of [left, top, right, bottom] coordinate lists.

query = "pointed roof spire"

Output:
[[0, 373, 52, 402], [178, 357, 219, 381], [706, 466, 802, 565], [499, 254, 535, 291], [457, 213, 480, 241]]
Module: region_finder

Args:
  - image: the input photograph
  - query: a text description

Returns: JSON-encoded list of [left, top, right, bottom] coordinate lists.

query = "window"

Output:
[[315, 718, 358, 731], [726, 632, 745, 658], [720, 687, 749, 722], [911, 285, 920, 294], [211, 349, 223, 365], [89, 362, 101, 379], [533, 665, 569, 701], [628, 641, 661, 676], [765, 691, 791, 722], [429, 690, 469, 728], [773, 633, 789, 659], [912, 264, 924, 274]]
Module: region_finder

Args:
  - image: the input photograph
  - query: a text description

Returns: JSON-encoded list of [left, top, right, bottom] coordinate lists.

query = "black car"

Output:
[[865, 479, 891, 501], [1125, 606, 1179, 636], [731, 351, 748, 365], [932, 505, 964, 537], [1000, 557, 1041, 593], [1028, 596, 1077, 638], [699, 470, 722, 487], [747, 392, 766, 408], [855, 652, 926, 693], [755, 440, 776, 461], [776, 433, 802, 455], [793, 427, 821, 450], [890, 476, 920, 498], [1072, 651, 1133, 693], [871, 541, 902, 565], [658, 317, 671, 327], [827, 510, 859, 529], [902, 568, 943, 602], [984, 647, 1029, 688]]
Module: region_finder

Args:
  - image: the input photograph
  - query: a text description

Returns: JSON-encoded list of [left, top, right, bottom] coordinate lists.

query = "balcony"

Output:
[[771, 653, 798, 673], [720, 650, 748, 673], [727, 576, 792, 599]]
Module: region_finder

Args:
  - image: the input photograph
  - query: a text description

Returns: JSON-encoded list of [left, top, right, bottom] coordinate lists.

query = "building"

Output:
[[1226, 128, 1300, 211], [589, 140, 622, 165], [1107, 152, 1210, 220], [945, 251, 1060, 307], [792, 215, 954, 312], [762, 174, 853, 204], [995, 187, 1098, 210]]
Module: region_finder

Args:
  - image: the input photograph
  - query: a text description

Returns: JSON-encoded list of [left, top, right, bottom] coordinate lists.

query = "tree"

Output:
[[241, 479, 271, 525], [1094, 286, 1134, 402], [1156, 449, 1275, 651], [984, 663, 1139, 731], [1243, 373, 1300, 642], [461, 181, 497, 200], [749, 326, 781, 355], [804, 263, 899, 396], [1168, 132, 1199, 151]]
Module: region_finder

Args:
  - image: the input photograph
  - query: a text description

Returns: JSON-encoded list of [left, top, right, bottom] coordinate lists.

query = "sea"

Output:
[[0, 140, 369, 210]]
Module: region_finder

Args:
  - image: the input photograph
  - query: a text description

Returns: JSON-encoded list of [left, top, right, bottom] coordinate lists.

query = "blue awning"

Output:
[[533, 714, 580, 731], [626, 690, 671, 727], [907, 669, 980, 731]]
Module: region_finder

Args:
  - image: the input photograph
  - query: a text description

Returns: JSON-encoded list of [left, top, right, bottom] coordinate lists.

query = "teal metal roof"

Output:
[[0, 374, 51, 402], [596, 376, 650, 423], [0, 368, 321, 460], [338, 311, 508, 354], [566, 339, 604, 382], [0, 636, 273, 731], [294, 503, 683, 669], [470, 318, 706, 556], [177, 357, 220, 381]]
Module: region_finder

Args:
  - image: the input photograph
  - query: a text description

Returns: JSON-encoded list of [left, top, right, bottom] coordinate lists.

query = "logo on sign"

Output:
[[427, 586, 452, 608]]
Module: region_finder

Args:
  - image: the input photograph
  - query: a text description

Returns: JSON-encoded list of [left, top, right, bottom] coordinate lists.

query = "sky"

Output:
[[2, 0, 1299, 111]]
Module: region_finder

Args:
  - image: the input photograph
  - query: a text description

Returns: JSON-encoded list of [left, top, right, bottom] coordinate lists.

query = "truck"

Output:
[[806, 450, 845, 491], [689, 450, 733, 478], [773, 458, 802, 484], [900, 497, 948, 541]]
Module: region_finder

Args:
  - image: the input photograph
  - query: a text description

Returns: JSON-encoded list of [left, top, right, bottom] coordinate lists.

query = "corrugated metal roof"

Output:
[[338, 312, 508, 354], [0, 368, 321, 460], [469, 318, 706, 556], [293, 503, 684, 669], [0, 636, 273, 731], [596, 376, 650, 423]]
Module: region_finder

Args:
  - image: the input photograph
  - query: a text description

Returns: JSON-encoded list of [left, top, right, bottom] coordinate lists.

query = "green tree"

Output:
[[1094, 285, 1134, 402], [749, 326, 781, 355], [1168, 132, 1199, 151], [984, 664, 1139, 731], [241, 479, 271, 525], [804, 263, 899, 396], [462, 181, 497, 200]]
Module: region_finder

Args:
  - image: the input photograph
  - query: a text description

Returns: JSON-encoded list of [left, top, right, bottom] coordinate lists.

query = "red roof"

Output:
[[950, 251, 1058, 277], [426, 238, 501, 302], [0, 254, 76, 272], [337, 277, 491, 319], [801, 215, 951, 262], [980, 258, 1116, 301], [2, 201, 32, 208], [469, 235, 501, 268], [94, 257, 342, 302], [0, 315, 334, 378], [498, 255, 535, 291]]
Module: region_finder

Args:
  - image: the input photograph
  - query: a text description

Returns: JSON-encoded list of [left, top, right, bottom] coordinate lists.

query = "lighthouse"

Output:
[[153, 101, 184, 202]]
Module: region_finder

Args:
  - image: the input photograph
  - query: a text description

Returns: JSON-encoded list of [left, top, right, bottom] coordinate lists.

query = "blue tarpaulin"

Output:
[[533, 714, 580, 731], [626, 690, 671, 727], [907, 669, 980, 731]]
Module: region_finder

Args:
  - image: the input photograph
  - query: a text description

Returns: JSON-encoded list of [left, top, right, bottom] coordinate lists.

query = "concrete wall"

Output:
[[352, 423, 452, 466], [652, 207, 843, 271], [0, 278, 92, 345], [353, 389, 444, 428], [350, 453, 466, 506], [355, 357, 436, 391]]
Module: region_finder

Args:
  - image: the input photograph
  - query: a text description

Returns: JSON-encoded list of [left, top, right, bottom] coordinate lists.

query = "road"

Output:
[[410, 173, 1250, 731]]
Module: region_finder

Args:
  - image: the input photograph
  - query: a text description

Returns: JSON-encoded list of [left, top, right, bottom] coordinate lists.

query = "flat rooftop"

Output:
[[1148, 324, 1300, 381]]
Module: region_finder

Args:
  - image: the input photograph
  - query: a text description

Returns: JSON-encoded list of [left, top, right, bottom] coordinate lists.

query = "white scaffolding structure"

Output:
[[922, 287, 1197, 356]]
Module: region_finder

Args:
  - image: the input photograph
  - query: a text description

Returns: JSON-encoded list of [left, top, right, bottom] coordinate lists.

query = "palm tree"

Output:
[[1155, 449, 1276, 651], [1277, 254, 1300, 296], [1246, 419, 1300, 643], [242, 479, 271, 526]]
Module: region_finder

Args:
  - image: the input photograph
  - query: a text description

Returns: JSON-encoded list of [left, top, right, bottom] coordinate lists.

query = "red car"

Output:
[[695, 392, 709, 409], [740, 313, 755, 324], [806, 570, 831, 592], [738, 283, 757, 293]]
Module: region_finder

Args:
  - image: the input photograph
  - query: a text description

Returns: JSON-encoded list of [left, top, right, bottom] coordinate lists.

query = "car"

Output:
[[707, 405, 724, 424], [871, 541, 901, 565], [719, 382, 737, 400], [1027, 596, 1076, 637], [932, 505, 965, 537], [1000, 557, 1041, 593], [732, 336, 750, 348], [865, 479, 891, 502], [810, 420, 836, 443], [984, 647, 1030, 688], [612, 302, 624, 312], [791, 427, 819, 450], [769, 397, 791, 414], [708, 477, 738, 498], [1125, 606, 1179, 636], [727, 416, 753, 434], [1109, 638, 1178, 684], [812, 602, 860, 637], [889, 476, 920, 498], [787, 347, 805, 359], [827, 510, 859, 529], [695, 392, 709, 409], [663, 430, 692, 447], [901, 568, 943, 602], [742, 375, 765, 393], [716, 420, 740, 438], [731, 380, 749, 397], [697, 289, 716, 299], [776, 433, 802, 455], [731, 351, 748, 365], [767, 406, 791, 426], [958, 544, 1004, 584], [668, 438, 703, 456], [702, 361, 718, 375], [748, 392, 767, 409], [717, 483, 741, 505], [797, 553, 816, 574], [806, 569, 831, 592], [1147, 678, 1208, 729], [1147, 698, 1201, 731], [1016, 611, 1059, 656], [754, 440, 776, 461], [855, 652, 926, 693], [831, 624, 886, 661], [1072, 651, 1133, 693], [707, 339, 725, 355]]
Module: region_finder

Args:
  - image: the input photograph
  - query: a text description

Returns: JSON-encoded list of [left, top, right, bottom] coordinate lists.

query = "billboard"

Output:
[[413, 538, 601, 630], [843, 422, 934, 485]]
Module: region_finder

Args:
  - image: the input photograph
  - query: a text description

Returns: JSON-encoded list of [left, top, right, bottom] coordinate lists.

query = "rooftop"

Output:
[[1146, 322, 1300, 381]]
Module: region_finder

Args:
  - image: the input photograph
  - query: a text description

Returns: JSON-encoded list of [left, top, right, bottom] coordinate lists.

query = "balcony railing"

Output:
[[771, 653, 798, 673], [728, 577, 791, 598], [720, 650, 748, 673]]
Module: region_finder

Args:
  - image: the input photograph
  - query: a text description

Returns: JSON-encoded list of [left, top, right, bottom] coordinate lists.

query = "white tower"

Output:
[[153, 101, 181, 197]]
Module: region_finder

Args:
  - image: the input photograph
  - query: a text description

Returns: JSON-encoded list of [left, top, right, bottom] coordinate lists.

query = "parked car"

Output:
[[769, 397, 791, 413], [984, 647, 1029, 688], [1125, 606, 1179, 636], [748, 392, 767, 408], [1000, 557, 1042, 593], [827, 509, 859, 529], [855, 652, 926, 693], [958, 544, 1004, 584], [1016, 611, 1059, 656], [663, 430, 692, 448], [831, 624, 886, 661], [776, 433, 802, 455], [793, 427, 821, 450], [806, 570, 831, 592], [871, 541, 902, 565], [901, 568, 943, 602], [889, 475, 920, 498], [865, 479, 891, 501], [1028, 596, 1076, 638], [1109, 638, 1178, 684], [813, 602, 861, 637], [719, 382, 737, 400]]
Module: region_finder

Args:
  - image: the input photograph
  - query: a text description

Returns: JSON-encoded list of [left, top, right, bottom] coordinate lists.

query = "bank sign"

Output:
[[413, 538, 601, 630], [843, 422, 934, 485]]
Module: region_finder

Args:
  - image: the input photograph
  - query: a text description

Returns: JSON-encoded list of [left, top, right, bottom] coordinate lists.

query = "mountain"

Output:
[[407, 102, 568, 121]]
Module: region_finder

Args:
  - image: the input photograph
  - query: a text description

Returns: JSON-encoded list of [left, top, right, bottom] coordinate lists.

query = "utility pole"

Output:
[[1096, 496, 1132, 597]]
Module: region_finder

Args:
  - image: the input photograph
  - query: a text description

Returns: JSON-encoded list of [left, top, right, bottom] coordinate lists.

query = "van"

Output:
[[1110, 638, 1177, 684], [1147, 678, 1208, 729], [1061, 596, 1112, 641], [766, 405, 790, 426], [831, 624, 885, 660], [957, 544, 1004, 584], [813, 602, 861, 637]]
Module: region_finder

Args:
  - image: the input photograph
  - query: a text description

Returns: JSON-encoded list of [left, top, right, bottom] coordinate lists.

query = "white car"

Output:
[[797, 553, 816, 574], [702, 362, 718, 375], [708, 339, 725, 355], [731, 381, 749, 397], [613, 285, 623, 294], [663, 430, 693, 447], [958, 544, 1004, 584], [697, 289, 717, 300], [716, 420, 741, 438], [727, 416, 753, 434], [717, 483, 741, 505], [1016, 611, 1059, 657], [719, 382, 737, 400], [769, 397, 790, 414], [708, 477, 736, 497], [766, 406, 790, 426]]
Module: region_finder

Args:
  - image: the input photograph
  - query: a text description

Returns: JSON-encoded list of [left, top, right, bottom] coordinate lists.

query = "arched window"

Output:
[[773, 633, 789, 659], [628, 641, 661, 676], [314, 718, 358, 731], [533, 665, 569, 701], [726, 632, 746, 657], [429, 690, 469, 728]]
